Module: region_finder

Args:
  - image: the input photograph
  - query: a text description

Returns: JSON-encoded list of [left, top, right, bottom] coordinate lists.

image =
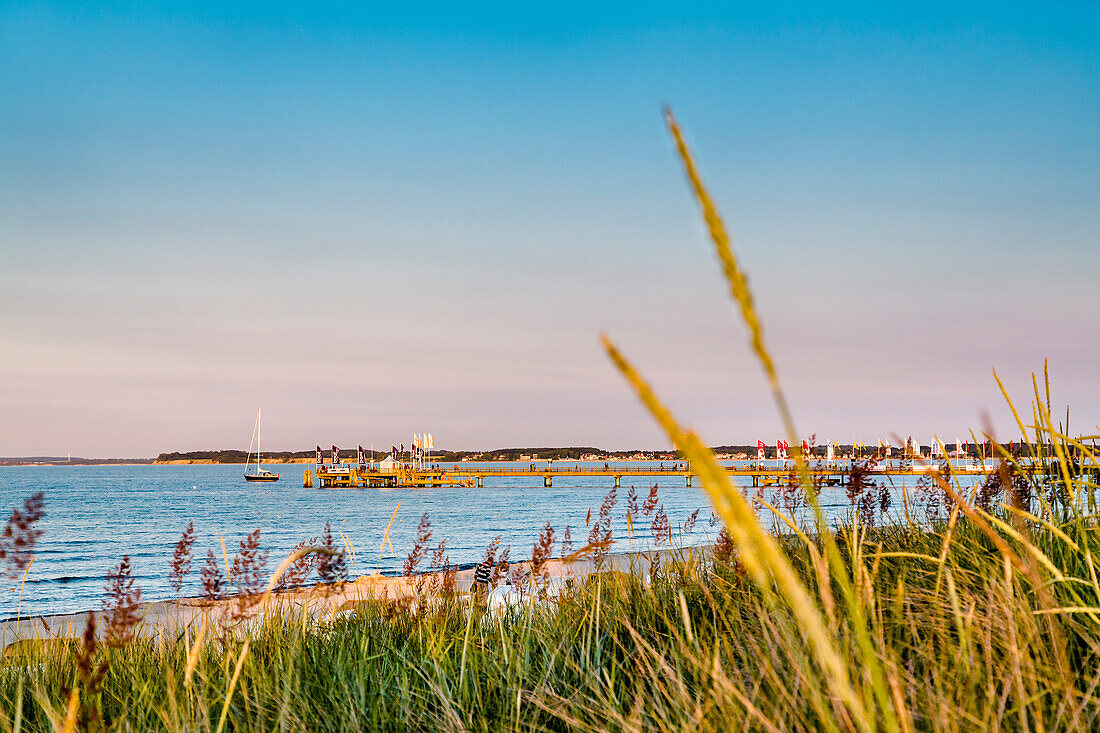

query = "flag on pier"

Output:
[[427, 433, 434, 450], [801, 439, 810, 457], [316, 446, 323, 465], [757, 441, 765, 460], [357, 444, 365, 466], [331, 445, 339, 465], [391, 445, 398, 460]]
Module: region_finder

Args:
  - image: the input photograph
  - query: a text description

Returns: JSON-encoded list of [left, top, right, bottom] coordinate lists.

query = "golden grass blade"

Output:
[[215, 639, 249, 733], [1034, 607, 1100, 616], [259, 546, 340, 608], [561, 540, 613, 564], [1003, 505, 1079, 551], [380, 502, 400, 563], [57, 689, 78, 733], [14, 557, 35, 628], [980, 510, 1066, 582], [220, 535, 231, 579], [662, 108, 900, 733], [993, 368, 1030, 443], [754, 497, 811, 543], [662, 107, 791, 430], [603, 335, 866, 731], [184, 615, 207, 687], [1035, 398, 1078, 508], [871, 552, 947, 565]]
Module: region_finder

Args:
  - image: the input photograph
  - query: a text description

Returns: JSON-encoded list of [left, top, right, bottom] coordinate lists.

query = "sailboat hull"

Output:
[[244, 473, 280, 482]]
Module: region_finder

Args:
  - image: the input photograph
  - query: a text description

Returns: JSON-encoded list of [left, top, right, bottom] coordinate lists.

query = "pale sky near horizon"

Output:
[[2, 2, 1097, 457]]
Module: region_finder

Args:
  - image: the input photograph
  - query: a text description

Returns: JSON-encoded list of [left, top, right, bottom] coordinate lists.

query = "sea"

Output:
[[0, 461, 981, 620]]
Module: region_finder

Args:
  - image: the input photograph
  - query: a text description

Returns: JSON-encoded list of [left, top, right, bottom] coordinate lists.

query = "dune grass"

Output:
[[1, 111, 1098, 731], [3, 487, 1100, 732]]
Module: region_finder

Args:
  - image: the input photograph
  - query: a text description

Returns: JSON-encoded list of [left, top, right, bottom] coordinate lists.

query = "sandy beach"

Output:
[[0, 547, 695, 651]]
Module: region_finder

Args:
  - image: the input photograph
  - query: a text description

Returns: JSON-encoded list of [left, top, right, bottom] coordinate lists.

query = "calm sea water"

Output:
[[0, 461, 976, 620]]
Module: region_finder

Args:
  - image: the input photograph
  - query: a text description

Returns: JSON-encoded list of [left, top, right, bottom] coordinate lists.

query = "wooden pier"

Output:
[[304, 462, 991, 489]]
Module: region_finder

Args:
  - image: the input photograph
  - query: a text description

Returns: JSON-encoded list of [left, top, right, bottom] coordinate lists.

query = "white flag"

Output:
[[427, 433, 434, 450]]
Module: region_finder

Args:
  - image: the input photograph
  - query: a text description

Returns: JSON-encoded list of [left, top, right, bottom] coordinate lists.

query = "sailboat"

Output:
[[244, 408, 280, 482]]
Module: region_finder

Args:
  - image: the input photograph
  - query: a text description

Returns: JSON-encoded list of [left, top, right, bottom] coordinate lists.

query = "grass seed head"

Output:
[[169, 521, 196, 596], [102, 555, 142, 649], [200, 549, 225, 603], [0, 491, 46, 579]]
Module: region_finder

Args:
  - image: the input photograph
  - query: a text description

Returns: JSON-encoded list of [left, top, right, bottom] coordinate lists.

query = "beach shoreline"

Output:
[[0, 545, 703, 650]]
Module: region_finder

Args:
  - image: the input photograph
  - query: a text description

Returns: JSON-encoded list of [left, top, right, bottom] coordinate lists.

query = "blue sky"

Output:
[[1, 2, 1097, 455]]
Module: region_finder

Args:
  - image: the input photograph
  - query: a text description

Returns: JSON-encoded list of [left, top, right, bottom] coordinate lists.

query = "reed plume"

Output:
[[426, 538, 448, 596], [230, 529, 268, 623], [0, 491, 45, 579], [641, 483, 659, 517], [713, 526, 733, 564], [530, 521, 555, 591], [481, 536, 501, 566], [842, 458, 888, 527], [101, 556, 141, 649], [430, 538, 447, 569], [200, 549, 224, 602], [438, 547, 457, 599], [682, 509, 699, 534], [67, 611, 108, 732], [650, 505, 670, 545], [403, 513, 431, 577], [626, 485, 639, 515], [588, 486, 617, 565], [168, 521, 195, 597], [278, 536, 319, 590], [560, 525, 573, 555], [316, 522, 348, 587]]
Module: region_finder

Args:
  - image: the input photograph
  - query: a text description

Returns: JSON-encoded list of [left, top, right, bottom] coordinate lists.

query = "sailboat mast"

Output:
[[257, 408, 262, 470]]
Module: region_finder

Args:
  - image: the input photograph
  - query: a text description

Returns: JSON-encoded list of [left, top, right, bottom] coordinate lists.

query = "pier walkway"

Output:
[[303, 461, 989, 489]]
